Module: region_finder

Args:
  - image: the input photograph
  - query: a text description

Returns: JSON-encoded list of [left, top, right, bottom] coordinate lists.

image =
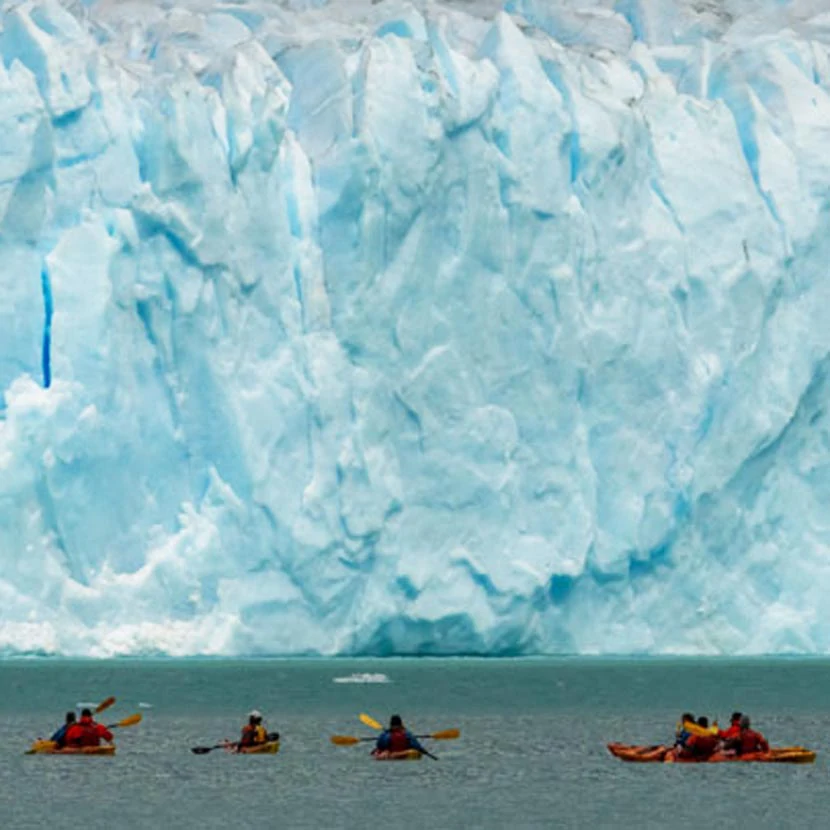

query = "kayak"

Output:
[[372, 749, 422, 761], [608, 743, 816, 764], [234, 740, 280, 755], [27, 740, 116, 756]]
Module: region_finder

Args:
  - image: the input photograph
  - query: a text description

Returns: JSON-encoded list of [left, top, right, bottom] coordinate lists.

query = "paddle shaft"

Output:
[[192, 732, 279, 754], [351, 733, 450, 742]]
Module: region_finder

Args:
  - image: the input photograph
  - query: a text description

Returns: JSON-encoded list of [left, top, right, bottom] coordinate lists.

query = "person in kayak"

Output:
[[718, 712, 743, 749], [737, 716, 769, 755], [239, 711, 268, 748], [674, 713, 696, 749], [65, 708, 113, 748], [678, 717, 719, 759], [373, 715, 426, 755], [50, 711, 76, 749]]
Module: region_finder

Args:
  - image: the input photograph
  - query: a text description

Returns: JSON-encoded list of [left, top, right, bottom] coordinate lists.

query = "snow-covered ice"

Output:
[[2, 0, 830, 656]]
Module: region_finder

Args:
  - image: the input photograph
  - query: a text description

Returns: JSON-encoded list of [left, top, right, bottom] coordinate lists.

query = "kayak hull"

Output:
[[608, 743, 816, 764], [235, 740, 280, 755], [27, 741, 116, 756], [373, 749, 422, 761]]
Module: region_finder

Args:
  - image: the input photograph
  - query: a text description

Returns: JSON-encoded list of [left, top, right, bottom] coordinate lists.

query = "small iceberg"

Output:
[[138, 702, 153, 708], [333, 673, 391, 684]]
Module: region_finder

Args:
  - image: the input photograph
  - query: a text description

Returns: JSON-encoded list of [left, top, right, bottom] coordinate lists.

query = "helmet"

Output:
[[249, 710, 262, 720]]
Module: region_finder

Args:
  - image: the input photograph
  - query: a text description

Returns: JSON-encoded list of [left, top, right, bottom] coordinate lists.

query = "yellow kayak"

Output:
[[372, 749, 422, 761], [27, 740, 116, 756], [236, 740, 280, 755]]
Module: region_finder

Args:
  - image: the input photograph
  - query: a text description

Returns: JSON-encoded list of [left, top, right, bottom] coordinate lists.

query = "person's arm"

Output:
[[98, 725, 114, 743], [760, 735, 769, 753], [50, 725, 66, 744], [376, 731, 390, 751], [407, 731, 426, 753]]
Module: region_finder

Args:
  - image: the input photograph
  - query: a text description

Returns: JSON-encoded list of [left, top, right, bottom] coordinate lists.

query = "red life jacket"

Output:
[[719, 723, 741, 740], [739, 730, 768, 755], [240, 725, 257, 747], [66, 717, 103, 747], [687, 733, 718, 757], [387, 727, 411, 753]]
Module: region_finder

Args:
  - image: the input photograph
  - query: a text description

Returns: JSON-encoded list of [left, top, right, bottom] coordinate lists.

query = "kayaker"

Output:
[[239, 711, 268, 748], [65, 708, 113, 748], [737, 715, 769, 755], [674, 713, 695, 748], [718, 712, 743, 748], [50, 711, 76, 749], [373, 715, 426, 755], [681, 716, 718, 759]]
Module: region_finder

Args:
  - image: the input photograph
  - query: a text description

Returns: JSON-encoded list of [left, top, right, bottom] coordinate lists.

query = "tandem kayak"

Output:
[[27, 741, 116, 756], [234, 740, 280, 755], [608, 743, 816, 764], [372, 749, 422, 761]]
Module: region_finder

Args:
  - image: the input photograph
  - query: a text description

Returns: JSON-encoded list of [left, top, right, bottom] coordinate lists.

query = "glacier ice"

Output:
[[2, 0, 830, 656]]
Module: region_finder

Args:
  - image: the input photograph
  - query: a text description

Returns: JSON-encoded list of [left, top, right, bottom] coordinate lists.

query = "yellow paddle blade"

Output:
[[359, 713, 383, 731], [95, 696, 116, 714], [116, 713, 142, 728], [330, 735, 361, 746], [430, 729, 460, 740]]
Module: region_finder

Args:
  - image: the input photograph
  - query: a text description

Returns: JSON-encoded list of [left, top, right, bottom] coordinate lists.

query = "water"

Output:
[[0, 658, 827, 829]]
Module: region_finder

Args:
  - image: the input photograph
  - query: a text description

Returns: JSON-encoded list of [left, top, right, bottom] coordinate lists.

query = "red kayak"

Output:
[[608, 742, 815, 764]]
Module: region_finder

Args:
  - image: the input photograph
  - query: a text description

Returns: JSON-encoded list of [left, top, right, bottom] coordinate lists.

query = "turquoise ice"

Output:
[[1, 0, 830, 656]]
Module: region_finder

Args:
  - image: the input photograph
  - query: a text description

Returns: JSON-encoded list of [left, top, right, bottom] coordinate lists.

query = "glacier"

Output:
[[2, 0, 830, 656]]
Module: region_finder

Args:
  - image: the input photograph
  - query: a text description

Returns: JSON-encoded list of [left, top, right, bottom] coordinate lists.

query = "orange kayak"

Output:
[[27, 740, 115, 756], [608, 742, 815, 764], [372, 749, 422, 761]]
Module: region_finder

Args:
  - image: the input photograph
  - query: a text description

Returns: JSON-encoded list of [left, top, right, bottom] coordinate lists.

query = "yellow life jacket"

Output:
[[254, 725, 268, 744], [678, 719, 719, 737]]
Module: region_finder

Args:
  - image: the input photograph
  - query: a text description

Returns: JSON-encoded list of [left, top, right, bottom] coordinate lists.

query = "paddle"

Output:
[[94, 697, 117, 714], [331, 729, 460, 746], [192, 731, 280, 755], [357, 714, 440, 760], [191, 742, 234, 755], [106, 713, 142, 730], [359, 713, 383, 731]]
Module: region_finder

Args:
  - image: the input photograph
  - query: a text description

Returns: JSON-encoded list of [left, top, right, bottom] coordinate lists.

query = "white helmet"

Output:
[[249, 710, 262, 720]]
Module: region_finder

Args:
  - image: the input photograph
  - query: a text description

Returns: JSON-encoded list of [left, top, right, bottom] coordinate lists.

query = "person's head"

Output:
[[697, 716, 708, 728], [389, 714, 403, 729], [681, 713, 694, 723], [65, 712, 76, 724], [730, 712, 742, 724], [248, 710, 262, 725], [740, 715, 751, 730], [81, 708, 92, 719]]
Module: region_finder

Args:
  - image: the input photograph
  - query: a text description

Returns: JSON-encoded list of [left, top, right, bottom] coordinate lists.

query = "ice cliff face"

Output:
[[2, 0, 830, 656]]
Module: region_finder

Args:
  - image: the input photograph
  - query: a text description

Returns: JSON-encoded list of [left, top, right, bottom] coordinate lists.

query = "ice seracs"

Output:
[[1, 0, 830, 656]]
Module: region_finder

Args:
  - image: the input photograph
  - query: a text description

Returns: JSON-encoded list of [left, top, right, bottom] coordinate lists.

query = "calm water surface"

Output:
[[0, 658, 827, 829]]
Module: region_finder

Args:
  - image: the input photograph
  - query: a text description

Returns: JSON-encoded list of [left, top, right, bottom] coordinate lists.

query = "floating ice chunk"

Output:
[[333, 673, 391, 683]]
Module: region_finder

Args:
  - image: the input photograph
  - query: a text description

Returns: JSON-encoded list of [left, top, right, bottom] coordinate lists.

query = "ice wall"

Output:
[[2, 0, 830, 655]]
